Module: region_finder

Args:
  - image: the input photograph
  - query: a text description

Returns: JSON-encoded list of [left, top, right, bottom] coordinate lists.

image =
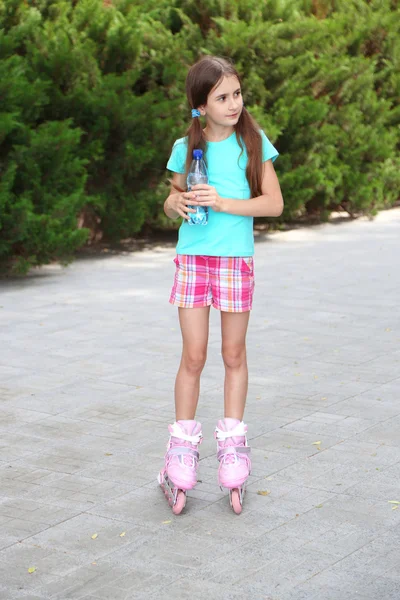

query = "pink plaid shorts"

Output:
[[169, 255, 255, 312]]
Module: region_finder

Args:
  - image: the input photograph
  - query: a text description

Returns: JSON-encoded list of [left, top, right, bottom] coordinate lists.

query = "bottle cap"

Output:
[[193, 149, 203, 159]]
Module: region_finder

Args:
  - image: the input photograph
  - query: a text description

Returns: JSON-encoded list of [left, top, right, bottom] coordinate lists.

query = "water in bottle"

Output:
[[187, 149, 208, 226]]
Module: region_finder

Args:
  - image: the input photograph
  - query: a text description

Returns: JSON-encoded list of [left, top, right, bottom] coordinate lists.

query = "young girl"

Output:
[[158, 56, 283, 514]]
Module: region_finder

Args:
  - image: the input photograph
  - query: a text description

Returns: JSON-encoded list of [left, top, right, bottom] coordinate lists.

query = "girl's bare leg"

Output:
[[220, 311, 250, 420], [174, 306, 210, 420]]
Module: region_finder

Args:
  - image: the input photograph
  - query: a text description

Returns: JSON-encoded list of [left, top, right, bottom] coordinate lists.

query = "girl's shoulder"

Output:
[[172, 136, 188, 149], [259, 130, 279, 163], [167, 137, 188, 173]]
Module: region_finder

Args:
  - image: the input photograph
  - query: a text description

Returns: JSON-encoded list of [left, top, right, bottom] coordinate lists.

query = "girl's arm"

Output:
[[164, 172, 197, 220], [192, 159, 284, 217]]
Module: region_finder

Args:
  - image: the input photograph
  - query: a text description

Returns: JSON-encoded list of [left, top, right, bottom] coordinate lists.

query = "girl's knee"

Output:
[[222, 345, 246, 369], [182, 350, 207, 375]]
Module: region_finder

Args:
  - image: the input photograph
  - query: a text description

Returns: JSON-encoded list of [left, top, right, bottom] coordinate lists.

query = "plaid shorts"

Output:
[[169, 255, 255, 312]]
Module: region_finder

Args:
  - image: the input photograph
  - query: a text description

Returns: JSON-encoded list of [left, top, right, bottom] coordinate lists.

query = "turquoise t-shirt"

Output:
[[166, 130, 279, 257]]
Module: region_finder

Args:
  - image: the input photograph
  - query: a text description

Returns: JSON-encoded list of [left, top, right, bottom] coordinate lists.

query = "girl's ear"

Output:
[[198, 105, 206, 116]]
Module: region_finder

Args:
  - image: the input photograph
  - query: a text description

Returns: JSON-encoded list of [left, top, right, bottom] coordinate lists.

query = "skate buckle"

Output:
[[217, 445, 251, 464]]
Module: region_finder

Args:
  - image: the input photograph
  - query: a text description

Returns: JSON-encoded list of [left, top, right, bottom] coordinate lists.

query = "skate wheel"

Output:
[[231, 489, 242, 514], [172, 490, 186, 515]]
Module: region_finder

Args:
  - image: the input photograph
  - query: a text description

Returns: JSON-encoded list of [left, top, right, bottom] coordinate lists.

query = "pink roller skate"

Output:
[[158, 420, 202, 515], [215, 418, 251, 514]]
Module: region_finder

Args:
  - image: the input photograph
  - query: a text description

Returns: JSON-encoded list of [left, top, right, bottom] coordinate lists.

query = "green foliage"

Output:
[[0, 0, 399, 273]]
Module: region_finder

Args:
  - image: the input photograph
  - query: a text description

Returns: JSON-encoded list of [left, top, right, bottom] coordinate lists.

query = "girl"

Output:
[[158, 56, 283, 514]]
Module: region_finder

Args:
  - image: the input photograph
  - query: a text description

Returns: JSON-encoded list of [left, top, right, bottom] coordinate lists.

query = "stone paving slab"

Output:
[[1, 208, 400, 599]]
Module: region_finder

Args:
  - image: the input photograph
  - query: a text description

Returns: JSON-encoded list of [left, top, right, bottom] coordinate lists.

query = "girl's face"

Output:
[[200, 75, 243, 128]]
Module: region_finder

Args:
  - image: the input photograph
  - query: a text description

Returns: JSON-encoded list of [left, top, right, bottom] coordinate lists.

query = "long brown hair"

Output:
[[184, 56, 263, 198]]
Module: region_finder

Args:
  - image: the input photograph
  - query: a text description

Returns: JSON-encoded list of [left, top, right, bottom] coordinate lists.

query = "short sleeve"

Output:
[[261, 130, 279, 163], [166, 138, 187, 173]]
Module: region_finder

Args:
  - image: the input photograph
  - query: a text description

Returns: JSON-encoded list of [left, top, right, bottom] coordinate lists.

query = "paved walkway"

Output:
[[0, 209, 400, 600]]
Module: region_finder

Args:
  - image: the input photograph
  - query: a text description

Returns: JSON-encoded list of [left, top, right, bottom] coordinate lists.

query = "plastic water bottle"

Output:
[[187, 149, 208, 226]]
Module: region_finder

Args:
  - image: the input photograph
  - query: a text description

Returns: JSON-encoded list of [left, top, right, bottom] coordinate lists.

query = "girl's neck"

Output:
[[203, 124, 235, 142]]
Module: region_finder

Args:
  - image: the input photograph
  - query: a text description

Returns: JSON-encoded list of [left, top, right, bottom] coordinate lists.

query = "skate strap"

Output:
[[167, 447, 200, 459], [169, 423, 203, 444], [217, 446, 251, 461], [215, 422, 247, 441]]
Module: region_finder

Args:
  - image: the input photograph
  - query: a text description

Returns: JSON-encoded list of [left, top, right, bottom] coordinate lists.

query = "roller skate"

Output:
[[158, 420, 202, 515], [215, 418, 251, 514]]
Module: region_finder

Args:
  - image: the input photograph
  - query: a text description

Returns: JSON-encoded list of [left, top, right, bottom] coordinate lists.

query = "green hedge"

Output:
[[1, 0, 399, 273]]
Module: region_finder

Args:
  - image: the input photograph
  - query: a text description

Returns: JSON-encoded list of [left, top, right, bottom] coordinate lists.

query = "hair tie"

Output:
[[191, 108, 201, 118]]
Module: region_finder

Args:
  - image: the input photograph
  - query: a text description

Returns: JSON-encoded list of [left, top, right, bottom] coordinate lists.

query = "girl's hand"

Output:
[[191, 184, 224, 213], [167, 191, 198, 220]]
